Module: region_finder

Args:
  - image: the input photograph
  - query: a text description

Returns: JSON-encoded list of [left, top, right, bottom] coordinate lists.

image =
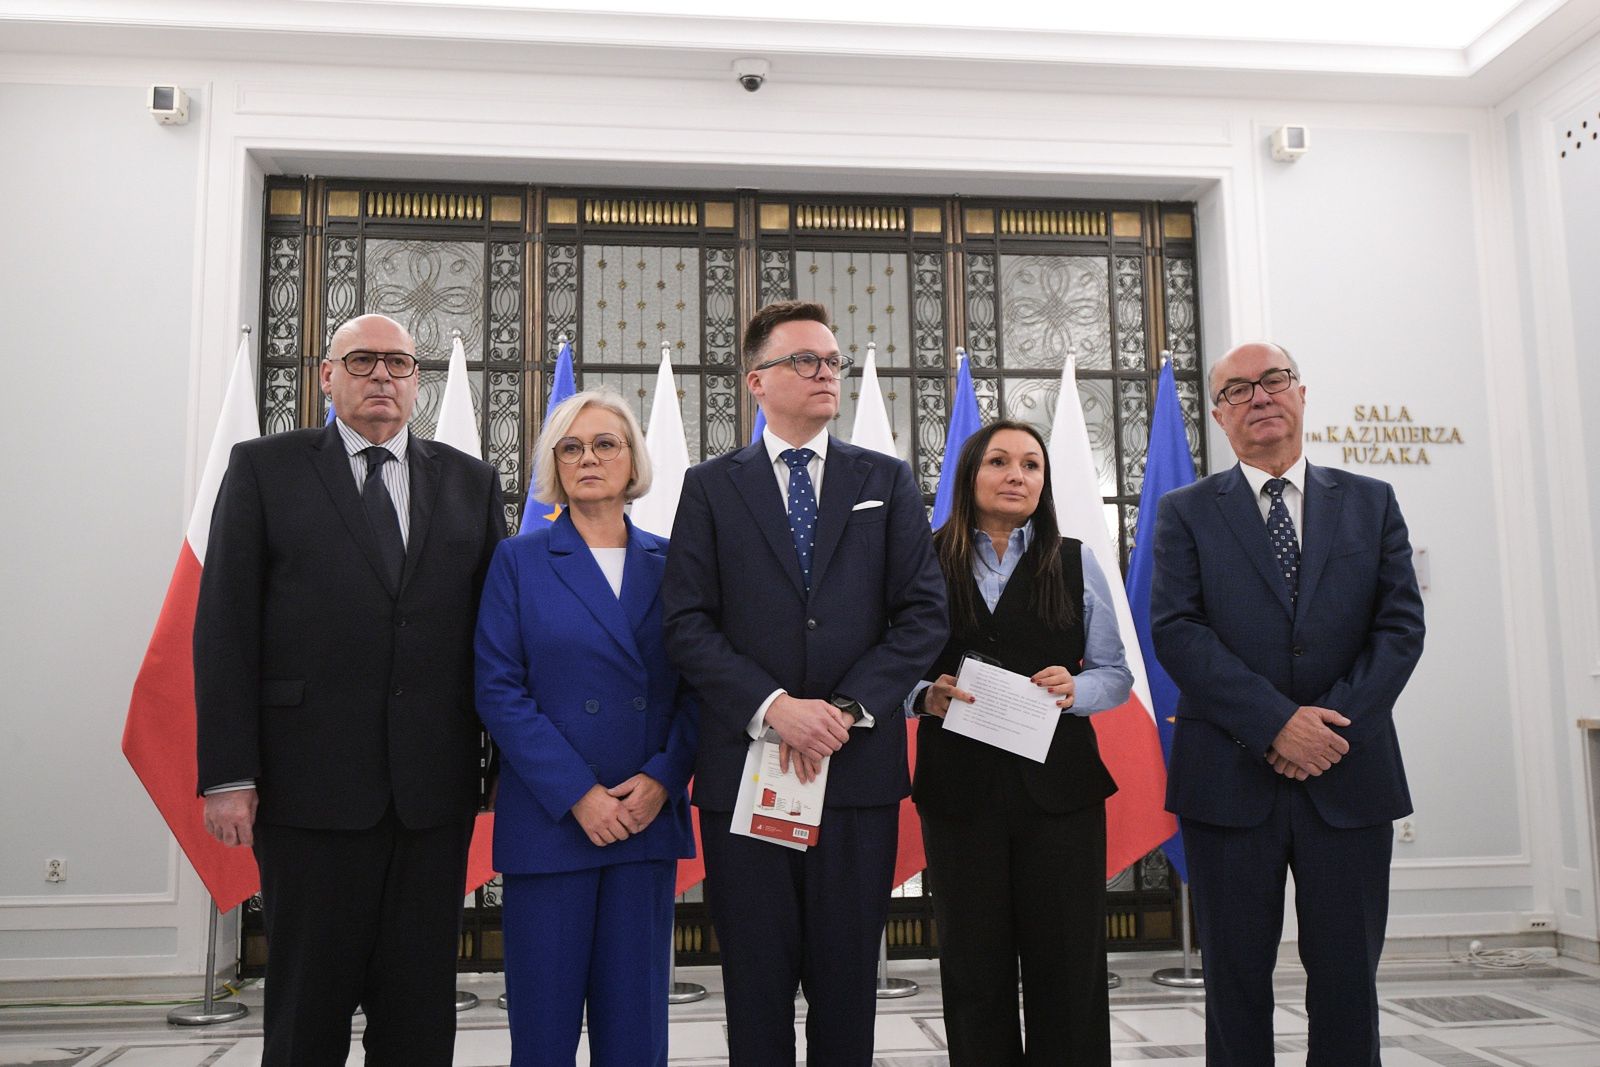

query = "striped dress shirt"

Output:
[[335, 419, 411, 546]]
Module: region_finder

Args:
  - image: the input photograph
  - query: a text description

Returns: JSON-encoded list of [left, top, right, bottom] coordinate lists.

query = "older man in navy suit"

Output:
[[1151, 341, 1425, 1066], [662, 301, 947, 1066]]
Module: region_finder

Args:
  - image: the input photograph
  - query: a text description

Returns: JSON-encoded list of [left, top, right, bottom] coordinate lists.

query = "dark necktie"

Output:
[[1263, 477, 1301, 606], [781, 448, 818, 591], [361, 446, 405, 591]]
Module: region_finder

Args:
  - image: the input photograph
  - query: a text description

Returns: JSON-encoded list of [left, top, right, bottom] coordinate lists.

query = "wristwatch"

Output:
[[829, 694, 867, 724]]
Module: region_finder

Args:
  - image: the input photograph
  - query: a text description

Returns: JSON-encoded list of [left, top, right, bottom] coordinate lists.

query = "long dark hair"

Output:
[[933, 419, 1076, 633]]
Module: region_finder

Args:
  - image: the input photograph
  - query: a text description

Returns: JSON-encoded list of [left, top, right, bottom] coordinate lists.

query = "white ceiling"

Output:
[[3, 0, 1599, 104], [396, 0, 1533, 51]]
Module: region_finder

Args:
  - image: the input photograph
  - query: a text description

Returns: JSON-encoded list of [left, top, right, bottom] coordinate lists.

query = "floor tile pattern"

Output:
[[3, 954, 1598, 1066]]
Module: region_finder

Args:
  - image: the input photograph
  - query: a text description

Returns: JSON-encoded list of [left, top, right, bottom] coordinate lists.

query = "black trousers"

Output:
[[698, 805, 898, 1067], [921, 800, 1109, 1066], [1182, 779, 1394, 1067], [252, 808, 474, 1067]]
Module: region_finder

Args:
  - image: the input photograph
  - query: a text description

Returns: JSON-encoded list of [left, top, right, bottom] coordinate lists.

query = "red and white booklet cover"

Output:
[[732, 732, 827, 850]]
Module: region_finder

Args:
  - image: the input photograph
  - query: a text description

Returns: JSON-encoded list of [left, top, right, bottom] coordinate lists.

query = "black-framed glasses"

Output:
[[1215, 367, 1298, 406], [553, 434, 629, 465], [329, 350, 419, 378], [750, 350, 855, 379]]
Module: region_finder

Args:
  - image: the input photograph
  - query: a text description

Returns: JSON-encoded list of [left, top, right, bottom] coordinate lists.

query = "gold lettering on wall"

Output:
[[1305, 404, 1465, 467]]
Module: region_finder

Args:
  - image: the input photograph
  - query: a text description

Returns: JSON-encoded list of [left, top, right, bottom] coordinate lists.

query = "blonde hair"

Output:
[[531, 389, 653, 506]]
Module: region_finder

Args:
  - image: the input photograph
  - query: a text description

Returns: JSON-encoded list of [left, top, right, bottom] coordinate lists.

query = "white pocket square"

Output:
[[852, 499, 885, 511]]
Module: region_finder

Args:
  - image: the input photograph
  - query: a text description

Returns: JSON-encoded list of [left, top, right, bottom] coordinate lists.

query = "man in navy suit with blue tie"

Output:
[[1151, 341, 1425, 1065], [663, 301, 947, 1066]]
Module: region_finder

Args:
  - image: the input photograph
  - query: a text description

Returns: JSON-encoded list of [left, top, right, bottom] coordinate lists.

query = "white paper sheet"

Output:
[[943, 657, 1063, 763]]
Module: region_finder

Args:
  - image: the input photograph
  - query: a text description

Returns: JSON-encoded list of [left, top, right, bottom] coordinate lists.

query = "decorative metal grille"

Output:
[[256, 180, 1206, 969]]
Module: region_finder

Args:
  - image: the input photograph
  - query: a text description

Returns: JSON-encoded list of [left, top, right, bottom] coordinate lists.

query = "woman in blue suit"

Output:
[[475, 389, 697, 1067]]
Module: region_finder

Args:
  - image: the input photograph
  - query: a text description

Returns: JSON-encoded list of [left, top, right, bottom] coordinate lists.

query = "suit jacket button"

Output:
[[396, 617, 407, 627], [584, 699, 600, 714], [807, 619, 817, 630], [1293, 646, 1304, 656], [633, 696, 647, 711], [392, 686, 404, 697]]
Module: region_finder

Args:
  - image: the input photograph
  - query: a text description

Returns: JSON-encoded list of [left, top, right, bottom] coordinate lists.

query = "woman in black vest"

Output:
[[911, 419, 1132, 1065]]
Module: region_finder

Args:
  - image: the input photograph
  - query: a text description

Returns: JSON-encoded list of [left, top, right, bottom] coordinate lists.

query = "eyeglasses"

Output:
[[1215, 367, 1298, 406], [750, 350, 855, 379], [553, 434, 629, 465], [328, 350, 419, 378]]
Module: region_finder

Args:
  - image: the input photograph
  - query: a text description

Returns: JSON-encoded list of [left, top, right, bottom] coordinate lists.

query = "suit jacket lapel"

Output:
[[729, 441, 808, 599], [549, 513, 645, 669], [310, 424, 397, 596], [808, 440, 869, 592], [1294, 463, 1342, 615], [619, 518, 665, 648], [401, 436, 441, 593], [1213, 464, 1294, 618]]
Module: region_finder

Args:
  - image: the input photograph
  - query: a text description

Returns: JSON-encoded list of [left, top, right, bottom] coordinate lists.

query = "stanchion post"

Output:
[[668, 953, 708, 1004], [1152, 881, 1205, 988], [875, 929, 918, 999], [168, 901, 249, 1026]]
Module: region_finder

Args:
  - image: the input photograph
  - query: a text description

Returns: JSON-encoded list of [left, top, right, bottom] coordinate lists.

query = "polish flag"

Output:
[[1047, 356, 1179, 877], [122, 334, 262, 912], [430, 335, 502, 895]]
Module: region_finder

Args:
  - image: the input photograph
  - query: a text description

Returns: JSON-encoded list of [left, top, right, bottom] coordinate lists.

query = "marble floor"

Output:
[[3, 951, 1599, 1066]]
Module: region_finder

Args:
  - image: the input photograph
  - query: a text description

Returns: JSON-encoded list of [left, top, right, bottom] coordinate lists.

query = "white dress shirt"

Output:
[[1238, 454, 1307, 547]]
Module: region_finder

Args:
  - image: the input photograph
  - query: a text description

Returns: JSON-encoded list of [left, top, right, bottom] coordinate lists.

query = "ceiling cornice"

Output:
[[3, 0, 1598, 106]]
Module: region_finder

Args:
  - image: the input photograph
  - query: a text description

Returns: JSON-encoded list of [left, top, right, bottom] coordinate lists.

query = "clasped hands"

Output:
[[1265, 705, 1352, 780], [920, 665, 1077, 719], [571, 773, 668, 848], [765, 694, 855, 785]]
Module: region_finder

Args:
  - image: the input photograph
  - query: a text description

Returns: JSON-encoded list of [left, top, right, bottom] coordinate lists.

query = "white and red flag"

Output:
[[429, 335, 503, 895], [1047, 355, 1179, 877], [122, 333, 262, 911]]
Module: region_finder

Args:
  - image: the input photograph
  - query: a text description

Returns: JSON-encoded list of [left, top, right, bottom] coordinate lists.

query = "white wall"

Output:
[[1, 22, 1596, 982], [0, 79, 219, 980], [1496, 30, 1600, 953]]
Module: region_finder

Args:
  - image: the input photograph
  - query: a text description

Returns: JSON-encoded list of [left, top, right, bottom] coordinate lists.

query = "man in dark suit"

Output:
[[662, 301, 947, 1066], [195, 313, 505, 1066], [1151, 341, 1425, 1065]]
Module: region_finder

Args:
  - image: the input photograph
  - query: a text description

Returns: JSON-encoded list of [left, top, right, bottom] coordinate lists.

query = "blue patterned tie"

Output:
[[781, 448, 818, 590], [1263, 477, 1301, 605]]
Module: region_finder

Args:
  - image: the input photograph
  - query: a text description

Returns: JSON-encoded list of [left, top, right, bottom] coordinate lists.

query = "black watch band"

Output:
[[830, 694, 866, 723]]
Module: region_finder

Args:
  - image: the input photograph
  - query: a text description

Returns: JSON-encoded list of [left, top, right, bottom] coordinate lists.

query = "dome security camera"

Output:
[[734, 58, 770, 92]]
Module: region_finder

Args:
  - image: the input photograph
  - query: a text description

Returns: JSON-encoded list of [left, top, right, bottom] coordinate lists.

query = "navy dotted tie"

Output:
[[1263, 477, 1301, 606], [781, 448, 818, 591]]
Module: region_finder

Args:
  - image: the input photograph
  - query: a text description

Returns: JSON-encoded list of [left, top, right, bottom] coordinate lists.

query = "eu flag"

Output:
[[1124, 359, 1197, 883], [519, 338, 577, 532], [931, 351, 981, 530]]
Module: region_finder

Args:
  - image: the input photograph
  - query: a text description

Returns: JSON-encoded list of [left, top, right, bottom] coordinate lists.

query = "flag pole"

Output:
[[668, 955, 708, 1004], [168, 900, 249, 1025], [1152, 881, 1206, 987], [875, 927, 918, 998]]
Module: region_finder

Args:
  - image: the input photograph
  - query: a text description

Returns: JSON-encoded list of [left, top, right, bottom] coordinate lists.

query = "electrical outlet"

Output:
[[1397, 820, 1416, 843], [45, 858, 66, 883], [1519, 912, 1556, 932]]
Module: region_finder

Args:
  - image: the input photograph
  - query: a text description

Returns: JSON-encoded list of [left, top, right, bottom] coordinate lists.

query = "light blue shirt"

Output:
[[907, 521, 1133, 717]]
